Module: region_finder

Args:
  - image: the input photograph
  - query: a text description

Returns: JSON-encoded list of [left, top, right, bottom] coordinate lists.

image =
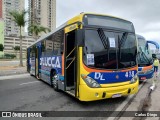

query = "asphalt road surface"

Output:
[[0, 75, 128, 120]]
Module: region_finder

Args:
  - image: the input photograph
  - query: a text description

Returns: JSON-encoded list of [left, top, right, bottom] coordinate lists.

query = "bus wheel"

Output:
[[51, 71, 59, 91]]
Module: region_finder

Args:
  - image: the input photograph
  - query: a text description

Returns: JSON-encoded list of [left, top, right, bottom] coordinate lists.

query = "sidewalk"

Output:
[[0, 66, 27, 76], [0, 60, 27, 76], [117, 77, 160, 120]]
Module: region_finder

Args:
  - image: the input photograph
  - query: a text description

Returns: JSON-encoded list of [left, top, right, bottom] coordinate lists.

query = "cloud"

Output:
[[139, 31, 160, 41], [138, 31, 160, 50], [143, 22, 160, 32], [57, 0, 160, 43]]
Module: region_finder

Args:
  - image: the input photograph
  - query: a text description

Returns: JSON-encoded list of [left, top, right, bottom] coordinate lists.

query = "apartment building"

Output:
[[0, 19, 4, 56], [0, 0, 4, 56], [2, 0, 24, 36], [0, 0, 2, 18], [4, 36, 35, 57], [28, 0, 56, 34]]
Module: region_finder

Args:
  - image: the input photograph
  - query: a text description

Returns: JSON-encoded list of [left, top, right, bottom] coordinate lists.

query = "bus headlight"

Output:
[[130, 74, 138, 84], [81, 74, 101, 88]]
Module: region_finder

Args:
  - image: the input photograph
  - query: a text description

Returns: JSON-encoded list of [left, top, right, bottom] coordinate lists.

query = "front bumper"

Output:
[[138, 69, 154, 81], [78, 80, 139, 101]]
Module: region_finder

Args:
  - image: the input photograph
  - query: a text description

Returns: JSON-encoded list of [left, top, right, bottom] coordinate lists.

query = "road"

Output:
[[0, 74, 128, 120]]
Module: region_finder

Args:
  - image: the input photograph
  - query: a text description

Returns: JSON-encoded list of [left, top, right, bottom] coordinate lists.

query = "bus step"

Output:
[[66, 90, 75, 96], [66, 58, 74, 61], [66, 86, 75, 91]]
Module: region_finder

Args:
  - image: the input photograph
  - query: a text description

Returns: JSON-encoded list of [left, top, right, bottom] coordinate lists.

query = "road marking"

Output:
[[19, 81, 40, 85]]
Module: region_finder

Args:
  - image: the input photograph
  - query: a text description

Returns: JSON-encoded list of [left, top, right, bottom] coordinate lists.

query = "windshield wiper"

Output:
[[97, 28, 108, 49], [119, 32, 128, 48], [118, 32, 132, 67]]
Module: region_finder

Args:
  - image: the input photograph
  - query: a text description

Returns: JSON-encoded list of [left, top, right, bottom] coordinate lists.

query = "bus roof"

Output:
[[27, 22, 67, 48], [68, 12, 131, 25], [136, 34, 146, 40], [27, 13, 132, 48]]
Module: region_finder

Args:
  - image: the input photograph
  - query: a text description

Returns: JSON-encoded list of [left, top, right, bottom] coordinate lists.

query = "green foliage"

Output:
[[9, 10, 27, 66], [9, 10, 27, 27], [13, 46, 20, 51], [0, 44, 4, 51], [28, 24, 51, 39], [4, 54, 16, 59]]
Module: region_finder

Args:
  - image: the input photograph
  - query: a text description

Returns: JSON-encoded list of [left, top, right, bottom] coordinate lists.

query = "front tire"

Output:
[[51, 71, 59, 91]]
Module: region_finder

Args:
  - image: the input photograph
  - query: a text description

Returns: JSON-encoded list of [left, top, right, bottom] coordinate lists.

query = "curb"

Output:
[[0, 73, 30, 80], [0, 72, 28, 77], [107, 81, 146, 120]]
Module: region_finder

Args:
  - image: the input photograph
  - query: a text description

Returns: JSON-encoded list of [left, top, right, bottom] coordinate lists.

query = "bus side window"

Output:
[[44, 35, 54, 55], [41, 41, 45, 53], [32, 45, 36, 57], [30, 45, 35, 57], [61, 31, 64, 54], [52, 30, 64, 55], [30, 47, 32, 57]]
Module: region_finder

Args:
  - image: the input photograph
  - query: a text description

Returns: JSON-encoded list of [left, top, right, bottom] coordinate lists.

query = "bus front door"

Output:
[[35, 46, 39, 78], [27, 48, 31, 72], [65, 30, 77, 96]]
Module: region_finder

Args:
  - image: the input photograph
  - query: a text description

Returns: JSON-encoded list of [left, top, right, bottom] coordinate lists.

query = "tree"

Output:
[[9, 10, 27, 66], [28, 24, 50, 40], [14, 46, 20, 51], [0, 44, 4, 52], [13, 46, 20, 58]]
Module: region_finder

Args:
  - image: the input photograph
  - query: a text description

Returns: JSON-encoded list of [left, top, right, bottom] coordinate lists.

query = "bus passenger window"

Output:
[[41, 41, 45, 52], [43, 35, 53, 55], [31, 45, 36, 57], [52, 30, 64, 55]]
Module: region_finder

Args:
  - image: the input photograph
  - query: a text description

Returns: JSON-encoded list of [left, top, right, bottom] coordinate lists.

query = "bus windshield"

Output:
[[137, 37, 153, 66], [83, 29, 137, 70], [138, 38, 146, 47]]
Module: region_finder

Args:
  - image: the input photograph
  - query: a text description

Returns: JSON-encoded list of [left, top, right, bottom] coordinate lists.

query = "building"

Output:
[[0, 19, 4, 56], [2, 0, 24, 36], [0, 0, 2, 18], [4, 36, 35, 58], [28, 0, 56, 35]]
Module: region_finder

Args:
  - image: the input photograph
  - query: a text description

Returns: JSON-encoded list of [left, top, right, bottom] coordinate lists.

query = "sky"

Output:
[[25, 0, 160, 48]]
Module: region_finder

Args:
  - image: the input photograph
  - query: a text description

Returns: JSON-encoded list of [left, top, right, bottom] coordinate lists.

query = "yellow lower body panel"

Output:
[[78, 80, 139, 101]]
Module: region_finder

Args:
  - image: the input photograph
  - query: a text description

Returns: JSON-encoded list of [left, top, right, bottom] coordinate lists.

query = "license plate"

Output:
[[112, 94, 122, 98], [141, 77, 146, 80]]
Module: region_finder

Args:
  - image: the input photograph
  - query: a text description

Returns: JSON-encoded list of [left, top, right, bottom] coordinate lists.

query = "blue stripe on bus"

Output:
[[39, 69, 50, 76], [87, 70, 137, 84], [59, 75, 64, 81], [40, 69, 64, 81], [138, 69, 154, 79]]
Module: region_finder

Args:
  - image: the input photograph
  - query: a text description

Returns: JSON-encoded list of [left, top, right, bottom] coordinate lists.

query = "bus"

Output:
[[147, 40, 160, 58], [27, 13, 139, 101], [137, 35, 154, 81]]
